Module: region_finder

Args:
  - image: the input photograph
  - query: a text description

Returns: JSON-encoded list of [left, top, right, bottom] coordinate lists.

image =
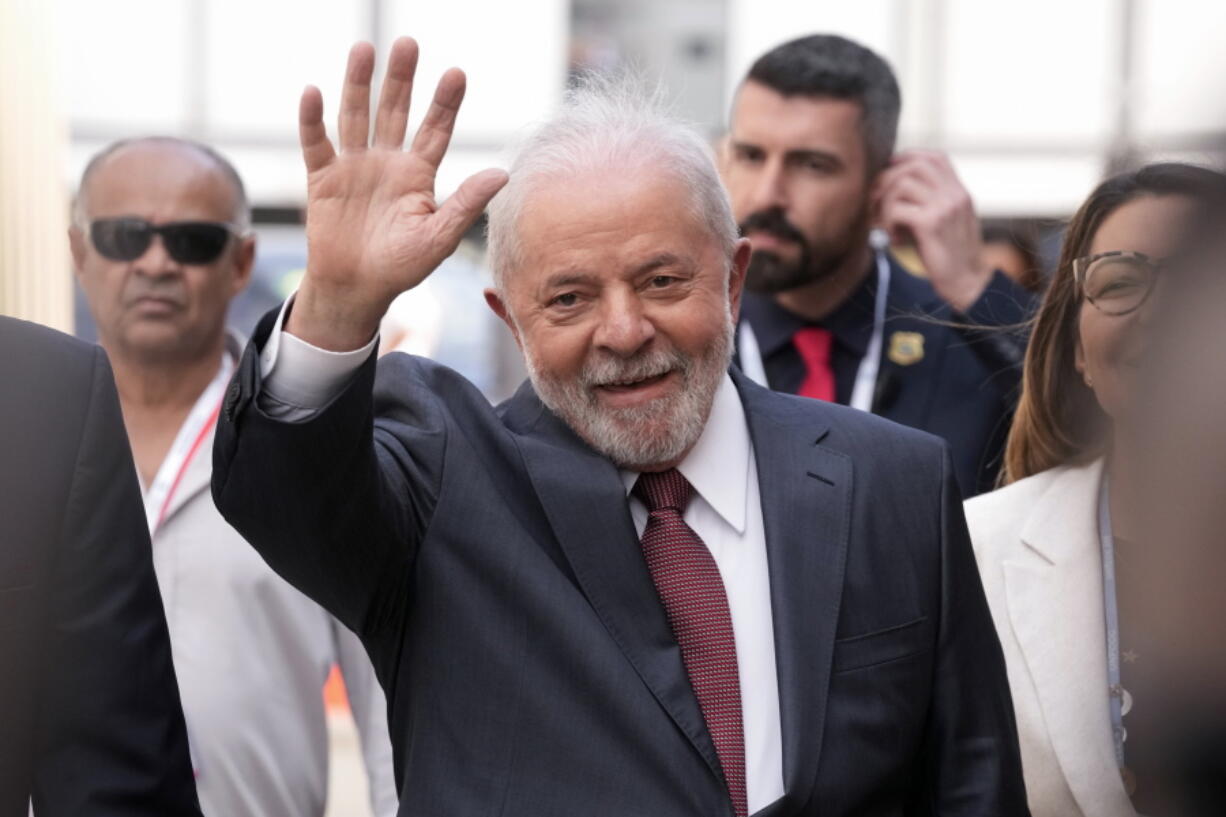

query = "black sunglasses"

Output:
[[89, 218, 243, 265]]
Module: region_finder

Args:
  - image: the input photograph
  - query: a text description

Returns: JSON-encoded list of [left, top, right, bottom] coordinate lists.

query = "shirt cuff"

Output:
[[260, 294, 378, 411]]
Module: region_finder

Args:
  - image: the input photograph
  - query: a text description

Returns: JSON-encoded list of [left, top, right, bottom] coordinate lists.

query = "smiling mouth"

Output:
[[597, 372, 672, 393]]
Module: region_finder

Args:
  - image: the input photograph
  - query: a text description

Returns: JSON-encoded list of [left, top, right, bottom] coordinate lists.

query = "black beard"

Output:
[[739, 205, 868, 294], [744, 239, 861, 294]]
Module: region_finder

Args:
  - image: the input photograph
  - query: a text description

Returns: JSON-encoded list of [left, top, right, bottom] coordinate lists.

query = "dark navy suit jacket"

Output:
[[213, 309, 1028, 816], [738, 260, 1033, 497], [0, 316, 200, 816]]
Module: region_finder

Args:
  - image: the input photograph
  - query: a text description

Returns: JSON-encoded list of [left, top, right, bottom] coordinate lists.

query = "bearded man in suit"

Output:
[[213, 38, 1029, 817]]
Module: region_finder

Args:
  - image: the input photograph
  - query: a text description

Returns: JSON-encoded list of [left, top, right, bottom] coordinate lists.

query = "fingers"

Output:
[[339, 42, 376, 151], [373, 37, 419, 149], [879, 177, 929, 209], [410, 68, 467, 172], [433, 168, 509, 249], [299, 85, 336, 173], [879, 200, 924, 245]]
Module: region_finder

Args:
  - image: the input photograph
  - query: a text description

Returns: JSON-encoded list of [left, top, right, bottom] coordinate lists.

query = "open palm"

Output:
[[291, 38, 507, 350]]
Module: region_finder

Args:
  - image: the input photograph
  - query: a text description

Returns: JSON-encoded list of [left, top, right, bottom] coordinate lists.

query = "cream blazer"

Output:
[[965, 459, 1135, 817]]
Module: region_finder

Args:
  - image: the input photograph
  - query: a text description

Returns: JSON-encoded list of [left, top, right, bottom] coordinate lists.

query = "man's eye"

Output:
[[799, 157, 833, 174], [550, 293, 579, 307], [650, 276, 677, 288], [734, 146, 763, 164]]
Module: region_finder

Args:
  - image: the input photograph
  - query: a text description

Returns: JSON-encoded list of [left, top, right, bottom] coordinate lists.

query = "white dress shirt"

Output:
[[142, 332, 399, 817], [260, 299, 786, 812]]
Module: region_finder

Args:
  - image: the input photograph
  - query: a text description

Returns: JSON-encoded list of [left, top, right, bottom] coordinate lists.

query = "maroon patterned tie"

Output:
[[634, 469, 748, 817]]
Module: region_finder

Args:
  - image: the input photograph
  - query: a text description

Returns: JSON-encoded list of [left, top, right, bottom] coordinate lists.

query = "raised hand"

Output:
[[873, 151, 990, 314], [289, 37, 509, 350]]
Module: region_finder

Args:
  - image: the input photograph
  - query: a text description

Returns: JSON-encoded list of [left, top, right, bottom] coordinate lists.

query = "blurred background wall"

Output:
[[4, 1, 1224, 812], [3, 0, 1219, 372], [1, 0, 73, 331]]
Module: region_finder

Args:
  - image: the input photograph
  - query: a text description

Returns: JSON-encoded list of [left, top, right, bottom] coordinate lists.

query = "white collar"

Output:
[[619, 374, 750, 534]]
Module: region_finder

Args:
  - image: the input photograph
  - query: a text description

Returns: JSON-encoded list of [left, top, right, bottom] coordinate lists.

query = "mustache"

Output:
[[579, 347, 690, 389], [123, 282, 186, 308], [739, 207, 809, 248]]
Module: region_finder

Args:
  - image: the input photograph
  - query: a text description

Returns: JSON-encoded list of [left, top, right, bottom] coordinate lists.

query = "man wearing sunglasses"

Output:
[[69, 137, 398, 817]]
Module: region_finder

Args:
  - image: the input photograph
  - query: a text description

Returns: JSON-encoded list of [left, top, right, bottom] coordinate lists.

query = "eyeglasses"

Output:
[[88, 218, 243, 265], [1072, 250, 1164, 316]]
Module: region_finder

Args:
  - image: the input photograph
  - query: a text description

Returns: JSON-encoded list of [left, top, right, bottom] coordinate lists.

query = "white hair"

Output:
[[485, 72, 737, 290]]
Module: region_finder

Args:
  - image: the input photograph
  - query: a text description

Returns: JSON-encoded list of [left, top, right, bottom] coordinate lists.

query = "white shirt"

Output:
[[143, 333, 399, 817], [261, 300, 786, 812], [621, 375, 785, 813]]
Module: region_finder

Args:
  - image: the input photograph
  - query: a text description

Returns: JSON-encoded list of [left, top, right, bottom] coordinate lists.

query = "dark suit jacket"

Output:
[[739, 262, 1033, 497], [0, 316, 201, 817], [213, 310, 1028, 816]]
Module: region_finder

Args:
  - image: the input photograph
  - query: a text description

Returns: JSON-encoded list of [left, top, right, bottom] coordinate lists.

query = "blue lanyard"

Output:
[[1098, 476, 1127, 768]]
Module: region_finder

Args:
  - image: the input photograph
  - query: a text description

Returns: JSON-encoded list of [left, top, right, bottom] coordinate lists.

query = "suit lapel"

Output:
[[507, 387, 727, 787], [735, 371, 849, 810], [1005, 460, 1134, 817]]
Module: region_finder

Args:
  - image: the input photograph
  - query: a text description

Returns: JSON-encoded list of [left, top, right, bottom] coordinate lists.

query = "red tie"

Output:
[[793, 327, 836, 402], [634, 470, 748, 817]]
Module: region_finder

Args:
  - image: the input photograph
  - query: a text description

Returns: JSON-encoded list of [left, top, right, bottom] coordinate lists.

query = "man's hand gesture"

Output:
[[289, 38, 508, 350], [874, 151, 990, 314]]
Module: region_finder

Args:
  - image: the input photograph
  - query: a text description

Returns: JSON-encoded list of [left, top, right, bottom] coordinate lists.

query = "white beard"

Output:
[[523, 312, 734, 471]]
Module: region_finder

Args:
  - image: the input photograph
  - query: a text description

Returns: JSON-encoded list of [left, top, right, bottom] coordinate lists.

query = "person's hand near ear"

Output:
[[874, 150, 993, 313]]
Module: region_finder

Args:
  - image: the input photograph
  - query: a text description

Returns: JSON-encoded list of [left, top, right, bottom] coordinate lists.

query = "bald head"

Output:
[[69, 137, 256, 369], [74, 137, 250, 231]]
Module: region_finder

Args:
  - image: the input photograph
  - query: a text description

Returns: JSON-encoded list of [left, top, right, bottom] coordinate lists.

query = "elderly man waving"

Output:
[[214, 38, 1028, 817]]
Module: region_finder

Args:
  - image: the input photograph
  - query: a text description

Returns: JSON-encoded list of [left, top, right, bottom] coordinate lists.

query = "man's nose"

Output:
[[131, 234, 181, 276], [593, 291, 655, 358], [748, 158, 788, 213]]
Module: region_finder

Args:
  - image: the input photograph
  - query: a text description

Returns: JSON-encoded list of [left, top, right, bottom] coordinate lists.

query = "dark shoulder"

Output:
[[0, 317, 105, 506], [737, 369, 948, 465], [887, 262, 947, 314], [372, 352, 504, 429], [0, 315, 101, 419]]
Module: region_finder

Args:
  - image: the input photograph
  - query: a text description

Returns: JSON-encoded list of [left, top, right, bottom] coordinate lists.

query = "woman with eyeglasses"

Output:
[[964, 162, 1226, 817]]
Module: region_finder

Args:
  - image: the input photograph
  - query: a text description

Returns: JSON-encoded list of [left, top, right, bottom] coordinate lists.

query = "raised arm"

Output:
[[289, 37, 507, 351], [212, 38, 506, 638]]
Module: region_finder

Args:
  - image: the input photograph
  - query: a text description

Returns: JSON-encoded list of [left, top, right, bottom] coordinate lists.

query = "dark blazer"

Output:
[[0, 316, 201, 817], [739, 261, 1033, 497], [213, 310, 1028, 817]]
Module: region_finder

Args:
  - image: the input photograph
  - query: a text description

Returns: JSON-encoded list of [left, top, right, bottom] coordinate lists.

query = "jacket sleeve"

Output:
[[333, 619, 401, 817], [211, 308, 449, 641], [32, 347, 202, 816], [922, 447, 1030, 816], [954, 270, 1035, 378]]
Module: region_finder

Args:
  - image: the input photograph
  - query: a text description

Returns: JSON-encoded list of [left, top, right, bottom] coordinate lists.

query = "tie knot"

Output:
[[793, 326, 833, 368], [633, 468, 694, 513]]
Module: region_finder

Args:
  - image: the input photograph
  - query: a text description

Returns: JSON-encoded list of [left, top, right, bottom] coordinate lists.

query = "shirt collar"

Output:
[[739, 256, 883, 361], [619, 373, 750, 534]]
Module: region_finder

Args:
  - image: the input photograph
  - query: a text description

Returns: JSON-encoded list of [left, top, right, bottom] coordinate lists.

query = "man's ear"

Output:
[[68, 225, 88, 280], [484, 288, 521, 348], [231, 235, 257, 296], [868, 167, 890, 233], [727, 237, 752, 323]]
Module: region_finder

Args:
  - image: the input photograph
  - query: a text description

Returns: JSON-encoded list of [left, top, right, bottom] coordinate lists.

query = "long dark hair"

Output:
[[1002, 162, 1226, 484]]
